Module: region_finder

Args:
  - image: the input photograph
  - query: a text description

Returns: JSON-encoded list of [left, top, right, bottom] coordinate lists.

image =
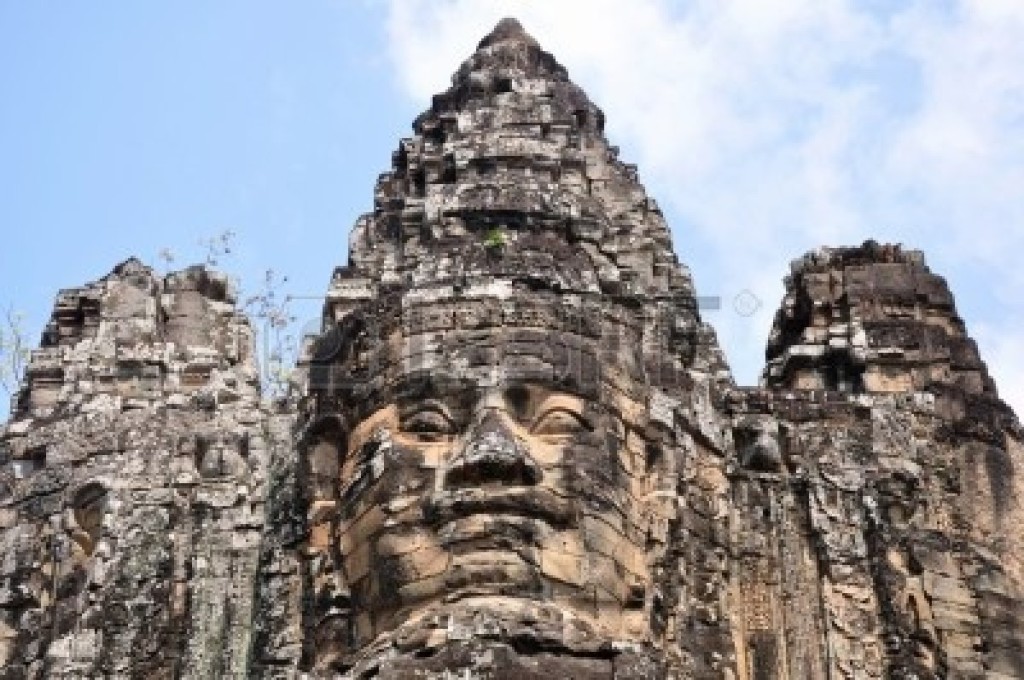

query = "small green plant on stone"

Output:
[[483, 227, 506, 249]]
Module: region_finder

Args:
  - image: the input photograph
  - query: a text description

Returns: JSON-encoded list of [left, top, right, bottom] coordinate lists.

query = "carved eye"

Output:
[[531, 408, 589, 438], [401, 409, 455, 443]]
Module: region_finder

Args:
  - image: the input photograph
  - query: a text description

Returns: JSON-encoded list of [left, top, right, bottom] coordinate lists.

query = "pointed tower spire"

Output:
[[327, 19, 730, 379], [337, 20, 692, 296], [478, 17, 540, 49]]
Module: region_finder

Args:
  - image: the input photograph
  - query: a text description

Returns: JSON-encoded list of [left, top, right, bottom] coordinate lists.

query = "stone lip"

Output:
[[477, 17, 540, 49], [425, 486, 576, 529]]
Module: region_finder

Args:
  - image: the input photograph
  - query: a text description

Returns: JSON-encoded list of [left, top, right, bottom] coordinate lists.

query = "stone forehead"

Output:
[[310, 298, 649, 389], [317, 293, 671, 352]]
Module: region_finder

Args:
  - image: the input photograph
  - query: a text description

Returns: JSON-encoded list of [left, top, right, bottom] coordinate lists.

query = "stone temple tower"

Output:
[[1, 17, 1022, 680]]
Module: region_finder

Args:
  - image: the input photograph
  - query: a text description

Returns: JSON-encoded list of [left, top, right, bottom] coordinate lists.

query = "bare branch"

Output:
[[0, 306, 30, 404], [198, 229, 237, 268], [243, 269, 298, 399]]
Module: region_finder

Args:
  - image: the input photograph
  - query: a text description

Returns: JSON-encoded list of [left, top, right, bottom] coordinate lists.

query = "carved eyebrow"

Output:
[[529, 395, 592, 431], [398, 400, 455, 422], [395, 373, 480, 408]]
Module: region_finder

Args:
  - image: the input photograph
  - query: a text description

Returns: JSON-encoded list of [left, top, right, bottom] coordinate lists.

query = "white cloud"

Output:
[[976, 321, 1024, 418], [384, 0, 1024, 414]]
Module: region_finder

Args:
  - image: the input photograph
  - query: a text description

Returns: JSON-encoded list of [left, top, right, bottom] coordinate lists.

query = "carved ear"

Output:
[[640, 422, 675, 476], [299, 414, 354, 670], [302, 415, 347, 502]]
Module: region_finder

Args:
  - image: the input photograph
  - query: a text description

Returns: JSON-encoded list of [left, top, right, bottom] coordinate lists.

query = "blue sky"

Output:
[[2, 1, 1023, 416], [0, 2, 408, 342]]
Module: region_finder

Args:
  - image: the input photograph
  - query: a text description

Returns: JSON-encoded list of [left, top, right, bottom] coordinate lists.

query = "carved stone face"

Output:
[[317, 297, 674, 653]]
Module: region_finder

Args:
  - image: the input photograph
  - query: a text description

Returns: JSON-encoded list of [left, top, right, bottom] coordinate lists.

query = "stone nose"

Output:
[[444, 411, 541, 488]]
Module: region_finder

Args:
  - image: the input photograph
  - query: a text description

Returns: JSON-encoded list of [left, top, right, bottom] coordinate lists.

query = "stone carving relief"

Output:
[[301, 294, 704, 675], [1, 16, 1023, 680]]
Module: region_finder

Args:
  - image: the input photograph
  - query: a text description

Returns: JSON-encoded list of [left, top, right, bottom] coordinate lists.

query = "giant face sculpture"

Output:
[[305, 293, 684, 666]]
